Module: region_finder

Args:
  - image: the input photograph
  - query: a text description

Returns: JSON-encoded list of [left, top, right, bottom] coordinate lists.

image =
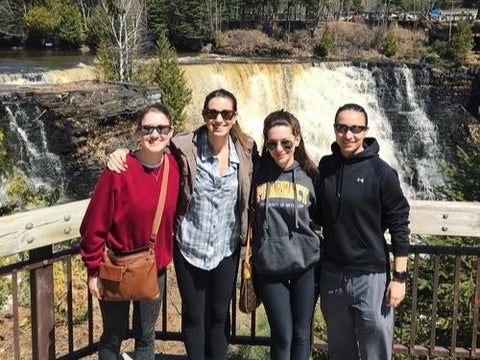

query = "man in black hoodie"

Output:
[[316, 103, 410, 359]]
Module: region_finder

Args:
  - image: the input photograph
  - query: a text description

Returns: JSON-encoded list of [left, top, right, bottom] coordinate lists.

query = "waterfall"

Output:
[[1, 59, 445, 200], [0, 64, 96, 84], [378, 65, 444, 199], [3, 104, 65, 202], [180, 61, 443, 199]]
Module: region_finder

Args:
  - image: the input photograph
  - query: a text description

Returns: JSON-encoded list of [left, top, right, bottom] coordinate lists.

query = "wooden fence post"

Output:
[[30, 246, 55, 360]]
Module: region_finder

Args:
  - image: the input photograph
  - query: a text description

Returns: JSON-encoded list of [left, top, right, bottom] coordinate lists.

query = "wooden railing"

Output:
[[1, 199, 480, 359]]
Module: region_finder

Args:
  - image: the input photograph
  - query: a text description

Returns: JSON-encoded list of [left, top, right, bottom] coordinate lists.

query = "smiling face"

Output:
[[266, 124, 300, 169], [202, 96, 237, 138], [138, 109, 173, 161], [334, 109, 368, 158]]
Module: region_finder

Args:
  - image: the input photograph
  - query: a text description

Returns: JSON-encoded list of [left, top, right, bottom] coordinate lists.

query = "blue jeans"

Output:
[[320, 262, 393, 360], [98, 269, 166, 360], [256, 267, 316, 360], [174, 245, 239, 360]]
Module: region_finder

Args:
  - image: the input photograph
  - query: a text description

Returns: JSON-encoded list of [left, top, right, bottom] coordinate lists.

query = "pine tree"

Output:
[[135, 32, 192, 132], [450, 19, 473, 65], [383, 27, 397, 58]]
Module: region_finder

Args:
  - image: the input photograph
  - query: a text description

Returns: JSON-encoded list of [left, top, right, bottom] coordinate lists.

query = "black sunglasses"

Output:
[[334, 124, 368, 134], [202, 109, 237, 121], [140, 125, 172, 136], [265, 139, 294, 151]]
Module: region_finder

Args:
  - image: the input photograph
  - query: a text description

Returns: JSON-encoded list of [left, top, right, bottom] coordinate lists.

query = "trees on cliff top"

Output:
[[92, 0, 146, 82], [94, 0, 191, 131], [2, 0, 476, 50], [23, 0, 85, 48]]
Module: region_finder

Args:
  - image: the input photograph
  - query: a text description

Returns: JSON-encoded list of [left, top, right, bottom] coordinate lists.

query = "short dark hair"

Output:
[[334, 103, 368, 126], [138, 103, 172, 127]]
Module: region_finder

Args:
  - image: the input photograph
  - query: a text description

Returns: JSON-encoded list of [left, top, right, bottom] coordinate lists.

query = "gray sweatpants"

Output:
[[319, 262, 393, 360]]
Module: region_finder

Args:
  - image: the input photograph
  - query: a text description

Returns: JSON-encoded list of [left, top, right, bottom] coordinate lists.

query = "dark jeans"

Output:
[[174, 245, 239, 360], [256, 267, 316, 360], [98, 269, 166, 360]]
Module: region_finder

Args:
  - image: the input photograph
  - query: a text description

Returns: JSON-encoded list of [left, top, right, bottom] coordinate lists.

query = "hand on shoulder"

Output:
[[106, 148, 129, 173]]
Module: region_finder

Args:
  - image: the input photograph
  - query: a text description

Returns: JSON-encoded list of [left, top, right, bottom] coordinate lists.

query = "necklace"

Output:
[[149, 164, 163, 182], [135, 152, 164, 181]]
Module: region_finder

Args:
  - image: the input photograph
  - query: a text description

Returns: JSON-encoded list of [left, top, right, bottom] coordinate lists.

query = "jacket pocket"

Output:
[[254, 233, 320, 274]]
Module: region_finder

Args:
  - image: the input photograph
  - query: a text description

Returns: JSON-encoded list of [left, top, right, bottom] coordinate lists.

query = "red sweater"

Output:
[[80, 153, 180, 277]]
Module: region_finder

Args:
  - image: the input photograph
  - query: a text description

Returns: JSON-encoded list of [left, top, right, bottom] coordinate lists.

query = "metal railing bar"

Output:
[[430, 255, 440, 356], [409, 244, 480, 256], [0, 246, 78, 276], [4, 243, 480, 358], [87, 292, 94, 346], [67, 257, 74, 354], [409, 253, 420, 354], [451, 255, 462, 356], [472, 257, 480, 356], [12, 270, 20, 360]]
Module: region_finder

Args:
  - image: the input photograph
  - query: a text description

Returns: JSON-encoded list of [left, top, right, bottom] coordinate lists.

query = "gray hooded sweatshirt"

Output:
[[251, 159, 321, 275]]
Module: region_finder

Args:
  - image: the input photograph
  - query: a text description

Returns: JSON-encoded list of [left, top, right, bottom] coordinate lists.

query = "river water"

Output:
[[0, 49, 94, 72]]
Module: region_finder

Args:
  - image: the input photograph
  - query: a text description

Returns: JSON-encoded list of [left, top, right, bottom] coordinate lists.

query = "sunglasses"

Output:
[[334, 124, 368, 134], [140, 125, 172, 136], [265, 139, 294, 151], [202, 109, 237, 121]]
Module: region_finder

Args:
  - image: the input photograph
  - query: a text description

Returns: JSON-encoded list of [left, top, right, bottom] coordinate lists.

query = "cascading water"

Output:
[[1, 58, 447, 202], [2, 104, 64, 205], [180, 61, 444, 199], [387, 66, 443, 199]]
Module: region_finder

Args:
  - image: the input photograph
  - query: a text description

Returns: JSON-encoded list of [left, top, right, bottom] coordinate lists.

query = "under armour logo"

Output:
[[357, 177, 364, 183]]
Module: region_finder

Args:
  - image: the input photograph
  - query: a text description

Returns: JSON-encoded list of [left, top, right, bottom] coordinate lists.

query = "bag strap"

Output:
[[149, 154, 170, 245], [244, 160, 259, 264], [244, 212, 253, 264]]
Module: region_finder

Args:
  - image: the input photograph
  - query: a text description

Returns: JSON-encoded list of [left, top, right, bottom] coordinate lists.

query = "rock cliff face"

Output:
[[372, 64, 480, 162], [0, 81, 162, 200]]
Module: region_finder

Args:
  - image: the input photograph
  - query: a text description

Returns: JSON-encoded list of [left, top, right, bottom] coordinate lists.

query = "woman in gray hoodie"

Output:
[[251, 110, 321, 360]]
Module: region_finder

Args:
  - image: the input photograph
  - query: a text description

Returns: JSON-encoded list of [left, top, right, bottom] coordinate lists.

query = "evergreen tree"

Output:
[[439, 146, 480, 201], [95, 40, 117, 81], [23, 0, 85, 48], [145, 0, 169, 44], [135, 32, 192, 132], [314, 25, 333, 58], [146, 0, 210, 50], [383, 27, 397, 57], [0, 0, 27, 44], [57, 1, 85, 48], [169, 0, 210, 50], [24, 3, 60, 46], [449, 19, 473, 65]]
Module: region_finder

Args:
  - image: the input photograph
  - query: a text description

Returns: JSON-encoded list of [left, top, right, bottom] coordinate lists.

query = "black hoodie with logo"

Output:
[[316, 137, 410, 273], [252, 159, 321, 275]]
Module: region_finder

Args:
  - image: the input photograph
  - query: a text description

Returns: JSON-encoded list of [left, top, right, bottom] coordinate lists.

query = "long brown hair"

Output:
[[203, 88, 251, 148], [262, 110, 319, 180]]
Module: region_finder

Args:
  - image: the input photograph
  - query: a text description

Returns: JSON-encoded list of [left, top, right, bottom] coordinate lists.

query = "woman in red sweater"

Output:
[[80, 103, 180, 360]]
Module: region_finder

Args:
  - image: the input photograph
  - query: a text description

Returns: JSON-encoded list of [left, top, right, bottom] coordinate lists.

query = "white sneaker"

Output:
[[121, 353, 134, 360]]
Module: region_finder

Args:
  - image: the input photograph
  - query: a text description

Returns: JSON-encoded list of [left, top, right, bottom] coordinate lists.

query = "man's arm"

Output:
[[386, 255, 408, 307]]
